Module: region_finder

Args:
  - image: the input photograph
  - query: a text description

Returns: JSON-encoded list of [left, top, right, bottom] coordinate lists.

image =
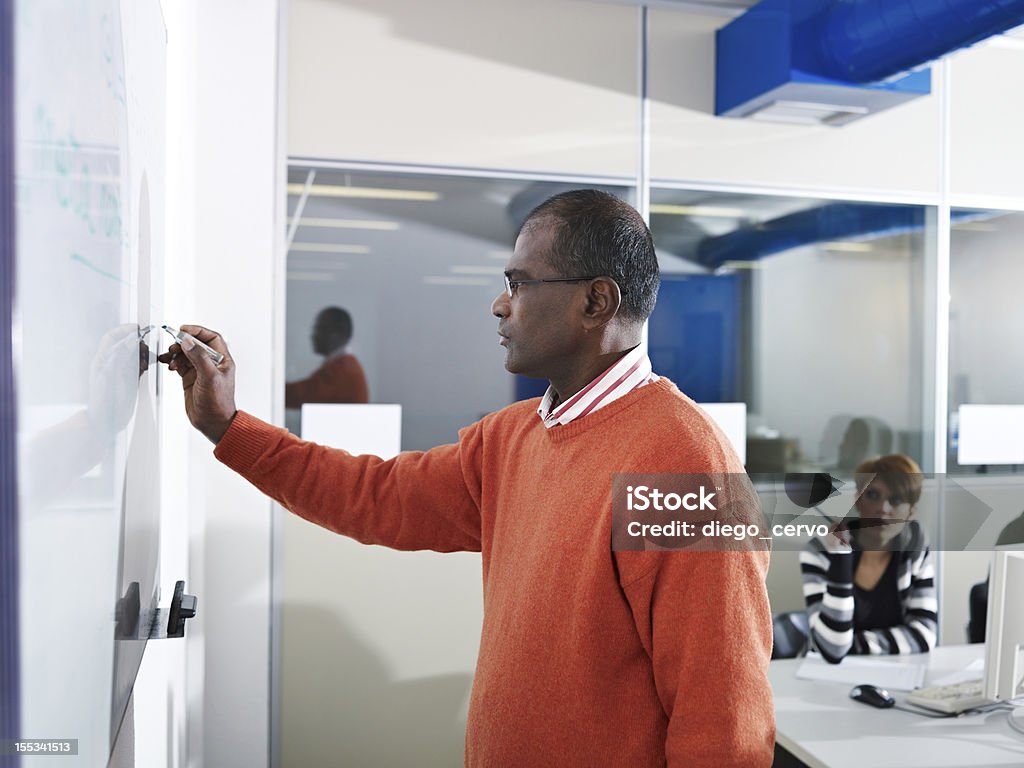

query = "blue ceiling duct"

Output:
[[806, 0, 1024, 83], [717, 0, 1024, 125], [696, 203, 922, 269], [694, 204, 983, 270]]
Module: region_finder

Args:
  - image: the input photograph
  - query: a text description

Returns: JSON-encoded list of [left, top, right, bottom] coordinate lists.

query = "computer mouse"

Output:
[[850, 684, 895, 709]]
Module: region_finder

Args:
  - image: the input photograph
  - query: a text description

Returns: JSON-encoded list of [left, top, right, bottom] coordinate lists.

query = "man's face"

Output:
[[491, 222, 586, 379], [312, 314, 339, 355]]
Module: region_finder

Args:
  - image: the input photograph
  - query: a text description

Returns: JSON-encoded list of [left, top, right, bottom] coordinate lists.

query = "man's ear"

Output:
[[581, 277, 621, 329]]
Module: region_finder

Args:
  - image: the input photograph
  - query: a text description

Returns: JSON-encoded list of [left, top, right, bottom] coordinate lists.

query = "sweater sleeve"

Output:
[[619, 549, 775, 768], [800, 540, 855, 663], [214, 410, 482, 552]]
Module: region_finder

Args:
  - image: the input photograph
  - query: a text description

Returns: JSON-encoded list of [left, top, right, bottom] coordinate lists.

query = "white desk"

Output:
[[770, 645, 1024, 767]]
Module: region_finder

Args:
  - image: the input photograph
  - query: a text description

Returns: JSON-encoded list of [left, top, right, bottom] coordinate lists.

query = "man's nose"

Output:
[[491, 291, 509, 318]]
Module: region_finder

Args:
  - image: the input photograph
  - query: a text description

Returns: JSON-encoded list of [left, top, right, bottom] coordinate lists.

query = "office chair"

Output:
[[835, 416, 893, 472], [967, 579, 988, 644], [771, 610, 809, 660]]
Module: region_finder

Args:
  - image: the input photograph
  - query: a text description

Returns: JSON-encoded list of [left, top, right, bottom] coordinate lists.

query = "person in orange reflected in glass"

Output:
[[285, 307, 369, 407]]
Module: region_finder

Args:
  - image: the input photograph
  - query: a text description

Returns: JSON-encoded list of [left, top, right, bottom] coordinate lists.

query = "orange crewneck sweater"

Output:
[[215, 377, 774, 766]]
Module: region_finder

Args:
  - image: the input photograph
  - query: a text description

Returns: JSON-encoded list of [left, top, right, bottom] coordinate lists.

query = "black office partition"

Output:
[[0, 0, 20, 765]]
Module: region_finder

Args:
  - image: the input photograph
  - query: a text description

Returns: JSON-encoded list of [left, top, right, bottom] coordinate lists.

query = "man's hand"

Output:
[[158, 324, 237, 444]]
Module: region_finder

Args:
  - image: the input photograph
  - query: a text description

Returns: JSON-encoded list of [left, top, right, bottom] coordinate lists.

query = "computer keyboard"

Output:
[[905, 679, 992, 714]]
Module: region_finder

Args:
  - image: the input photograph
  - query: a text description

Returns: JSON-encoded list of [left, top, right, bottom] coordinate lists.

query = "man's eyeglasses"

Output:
[[503, 274, 601, 298]]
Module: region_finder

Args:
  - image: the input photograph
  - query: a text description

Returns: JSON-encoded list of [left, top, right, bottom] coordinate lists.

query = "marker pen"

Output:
[[161, 325, 225, 365]]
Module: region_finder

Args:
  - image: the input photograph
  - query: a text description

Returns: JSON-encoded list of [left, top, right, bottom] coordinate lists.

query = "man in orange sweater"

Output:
[[161, 190, 775, 766], [285, 306, 369, 408]]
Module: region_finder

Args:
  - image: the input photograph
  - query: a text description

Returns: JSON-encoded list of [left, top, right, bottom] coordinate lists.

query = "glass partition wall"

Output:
[[284, 166, 635, 449], [948, 209, 1024, 476], [281, 167, 1024, 692], [649, 189, 932, 477], [285, 166, 936, 479]]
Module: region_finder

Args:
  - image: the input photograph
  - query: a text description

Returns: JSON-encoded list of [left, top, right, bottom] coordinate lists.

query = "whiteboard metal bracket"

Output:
[[148, 580, 197, 640]]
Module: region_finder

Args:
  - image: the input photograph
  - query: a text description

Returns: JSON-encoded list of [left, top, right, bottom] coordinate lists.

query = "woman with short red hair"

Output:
[[800, 454, 938, 663]]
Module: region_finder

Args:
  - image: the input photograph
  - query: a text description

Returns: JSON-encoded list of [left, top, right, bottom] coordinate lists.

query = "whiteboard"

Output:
[[13, 0, 166, 763]]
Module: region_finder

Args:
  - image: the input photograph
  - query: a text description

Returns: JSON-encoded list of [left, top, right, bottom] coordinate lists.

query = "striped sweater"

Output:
[[799, 521, 938, 663]]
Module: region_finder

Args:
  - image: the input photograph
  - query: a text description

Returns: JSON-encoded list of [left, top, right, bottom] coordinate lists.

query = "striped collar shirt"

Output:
[[537, 345, 658, 429]]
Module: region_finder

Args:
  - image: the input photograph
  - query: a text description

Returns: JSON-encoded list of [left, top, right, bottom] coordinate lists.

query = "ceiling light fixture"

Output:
[[449, 266, 505, 275], [823, 241, 873, 252], [286, 183, 440, 201], [745, 100, 869, 127], [288, 243, 371, 254], [298, 218, 400, 230], [650, 204, 747, 218], [422, 276, 493, 286]]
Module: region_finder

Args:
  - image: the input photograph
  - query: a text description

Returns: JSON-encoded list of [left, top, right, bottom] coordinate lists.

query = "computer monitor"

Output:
[[958, 404, 1024, 465], [983, 547, 1024, 715]]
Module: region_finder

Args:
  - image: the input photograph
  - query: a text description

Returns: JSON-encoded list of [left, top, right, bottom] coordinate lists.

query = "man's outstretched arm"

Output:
[[160, 324, 483, 553]]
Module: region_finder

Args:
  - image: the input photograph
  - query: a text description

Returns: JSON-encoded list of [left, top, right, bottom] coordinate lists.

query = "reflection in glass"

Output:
[[284, 172, 932, 476], [285, 306, 370, 409], [284, 168, 634, 447], [649, 189, 930, 476]]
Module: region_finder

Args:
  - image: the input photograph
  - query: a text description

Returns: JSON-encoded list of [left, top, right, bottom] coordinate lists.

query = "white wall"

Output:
[[163, 1, 284, 766], [289, 0, 640, 177], [281, 522, 482, 766], [950, 41, 1024, 205]]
